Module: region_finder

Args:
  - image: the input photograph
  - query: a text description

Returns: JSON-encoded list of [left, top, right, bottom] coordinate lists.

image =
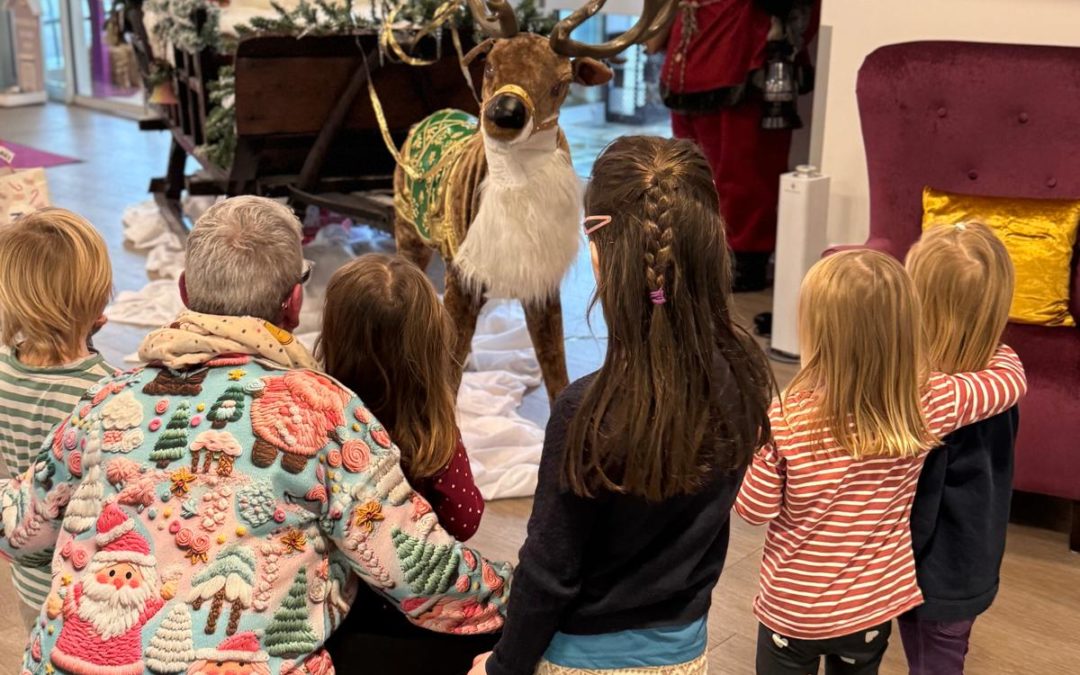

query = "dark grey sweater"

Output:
[[486, 373, 746, 675]]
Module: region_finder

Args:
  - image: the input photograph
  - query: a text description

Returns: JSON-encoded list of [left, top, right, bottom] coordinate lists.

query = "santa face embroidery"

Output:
[[51, 503, 165, 675], [187, 659, 271, 675]]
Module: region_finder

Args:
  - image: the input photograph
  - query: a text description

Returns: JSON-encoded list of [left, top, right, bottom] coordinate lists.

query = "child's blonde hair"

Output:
[[0, 208, 112, 362], [788, 249, 936, 459], [906, 222, 1014, 374]]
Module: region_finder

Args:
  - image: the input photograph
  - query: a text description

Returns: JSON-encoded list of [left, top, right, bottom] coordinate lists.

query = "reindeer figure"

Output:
[[393, 0, 677, 402]]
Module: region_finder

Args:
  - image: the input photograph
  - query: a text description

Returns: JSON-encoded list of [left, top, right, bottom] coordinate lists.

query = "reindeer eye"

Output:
[[485, 63, 495, 78], [551, 82, 564, 98]]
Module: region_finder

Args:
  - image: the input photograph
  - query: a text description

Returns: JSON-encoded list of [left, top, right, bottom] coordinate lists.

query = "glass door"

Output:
[[39, 0, 74, 100]]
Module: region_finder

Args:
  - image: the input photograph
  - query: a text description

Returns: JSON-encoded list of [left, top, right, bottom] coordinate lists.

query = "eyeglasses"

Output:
[[300, 259, 315, 285], [583, 215, 611, 236]]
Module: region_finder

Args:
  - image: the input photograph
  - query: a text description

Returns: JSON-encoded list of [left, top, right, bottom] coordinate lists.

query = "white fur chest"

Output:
[[452, 129, 582, 304]]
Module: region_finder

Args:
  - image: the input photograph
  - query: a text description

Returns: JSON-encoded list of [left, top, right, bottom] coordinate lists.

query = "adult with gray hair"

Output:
[[0, 195, 512, 675]]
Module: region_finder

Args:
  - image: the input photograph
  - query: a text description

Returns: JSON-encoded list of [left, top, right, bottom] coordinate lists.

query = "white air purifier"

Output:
[[770, 165, 830, 362]]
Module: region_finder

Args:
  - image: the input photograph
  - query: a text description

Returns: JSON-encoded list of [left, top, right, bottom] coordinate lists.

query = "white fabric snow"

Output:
[[106, 200, 543, 499]]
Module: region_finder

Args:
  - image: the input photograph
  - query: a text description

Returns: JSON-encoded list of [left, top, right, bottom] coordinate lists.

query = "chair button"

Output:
[[937, 107, 948, 118], [1019, 112, 1030, 124], [1048, 177, 1057, 188], [968, 170, 979, 180]]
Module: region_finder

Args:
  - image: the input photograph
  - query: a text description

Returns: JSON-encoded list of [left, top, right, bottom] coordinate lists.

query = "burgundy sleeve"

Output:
[[418, 437, 485, 541]]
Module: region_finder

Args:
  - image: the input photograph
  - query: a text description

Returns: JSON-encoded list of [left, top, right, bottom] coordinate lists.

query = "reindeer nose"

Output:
[[487, 95, 527, 130]]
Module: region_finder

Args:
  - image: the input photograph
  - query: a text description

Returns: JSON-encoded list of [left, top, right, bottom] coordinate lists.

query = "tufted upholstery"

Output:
[[856, 41, 1080, 504]]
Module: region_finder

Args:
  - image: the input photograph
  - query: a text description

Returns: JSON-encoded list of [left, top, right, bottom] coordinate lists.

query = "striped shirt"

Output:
[[0, 346, 113, 609], [735, 345, 1026, 640]]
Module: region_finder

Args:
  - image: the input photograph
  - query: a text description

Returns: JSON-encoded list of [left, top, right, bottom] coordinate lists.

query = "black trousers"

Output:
[[324, 584, 501, 675], [755, 621, 893, 675]]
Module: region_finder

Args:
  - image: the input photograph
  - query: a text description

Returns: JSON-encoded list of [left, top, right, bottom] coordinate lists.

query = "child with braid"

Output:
[[471, 136, 775, 675]]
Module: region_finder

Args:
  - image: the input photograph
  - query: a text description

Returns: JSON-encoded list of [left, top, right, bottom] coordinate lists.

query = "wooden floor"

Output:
[[1, 105, 1079, 674]]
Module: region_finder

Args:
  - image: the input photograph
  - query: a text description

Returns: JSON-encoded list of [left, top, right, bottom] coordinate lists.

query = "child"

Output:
[[735, 249, 1027, 674], [899, 223, 1017, 674], [472, 135, 775, 675], [315, 252, 484, 539], [0, 208, 114, 631], [316, 253, 490, 675]]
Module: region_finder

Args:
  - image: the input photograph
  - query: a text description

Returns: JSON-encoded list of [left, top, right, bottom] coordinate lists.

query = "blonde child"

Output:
[[472, 136, 775, 675], [317, 253, 490, 675], [0, 208, 114, 630], [898, 223, 1016, 674], [735, 249, 1027, 674]]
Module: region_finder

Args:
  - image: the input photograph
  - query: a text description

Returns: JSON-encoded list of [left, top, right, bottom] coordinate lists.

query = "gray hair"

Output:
[[184, 196, 304, 322]]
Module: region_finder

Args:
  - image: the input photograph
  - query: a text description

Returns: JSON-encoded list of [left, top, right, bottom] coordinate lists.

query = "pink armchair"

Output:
[[854, 40, 1080, 550]]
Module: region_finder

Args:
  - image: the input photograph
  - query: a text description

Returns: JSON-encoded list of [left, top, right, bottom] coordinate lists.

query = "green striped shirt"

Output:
[[0, 346, 113, 609]]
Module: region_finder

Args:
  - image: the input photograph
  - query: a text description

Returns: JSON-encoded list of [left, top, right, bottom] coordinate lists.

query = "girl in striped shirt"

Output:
[[0, 208, 115, 633], [735, 250, 1027, 674]]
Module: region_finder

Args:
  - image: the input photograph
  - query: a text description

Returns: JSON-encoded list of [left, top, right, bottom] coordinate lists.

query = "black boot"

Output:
[[733, 252, 771, 293]]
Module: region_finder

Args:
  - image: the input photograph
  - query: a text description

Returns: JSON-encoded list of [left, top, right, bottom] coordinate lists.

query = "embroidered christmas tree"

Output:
[[209, 384, 246, 429], [391, 527, 461, 595], [63, 429, 104, 533], [146, 604, 196, 673], [150, 401, 191, 468], [264, 569, 318, 658], [187, 544, 257, 635]]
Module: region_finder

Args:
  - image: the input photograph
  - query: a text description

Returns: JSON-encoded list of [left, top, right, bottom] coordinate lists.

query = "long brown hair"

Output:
[[789, 250, 937, 458], [316, 254, 458, 478], [566, 136, 774, 501]]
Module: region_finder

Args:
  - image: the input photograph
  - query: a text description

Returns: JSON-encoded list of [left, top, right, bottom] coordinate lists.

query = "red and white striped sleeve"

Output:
[[735, 442, 785, 525], [929, 344, 1027, 437], [736, 405, 787, 525]]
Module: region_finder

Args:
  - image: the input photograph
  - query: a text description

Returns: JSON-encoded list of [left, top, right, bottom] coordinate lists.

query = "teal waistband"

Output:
[[542, 617, 707, 669]]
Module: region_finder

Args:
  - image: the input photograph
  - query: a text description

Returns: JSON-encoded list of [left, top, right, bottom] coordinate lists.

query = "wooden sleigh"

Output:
[[122, 0, 482, 236]]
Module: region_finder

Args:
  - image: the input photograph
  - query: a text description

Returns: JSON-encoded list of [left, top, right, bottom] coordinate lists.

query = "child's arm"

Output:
[[735, 404, 786, 525], [929, 345, 1027, 437], [318, 398, 511, 636], [0, 419, 73, 560], [417, 437, 485, 542], [485, 391, 596, 675], [735, 441, 785, 525]]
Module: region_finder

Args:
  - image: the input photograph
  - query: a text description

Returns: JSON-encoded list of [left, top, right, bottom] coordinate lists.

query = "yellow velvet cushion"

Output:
[[922, 187, 1080, 327]]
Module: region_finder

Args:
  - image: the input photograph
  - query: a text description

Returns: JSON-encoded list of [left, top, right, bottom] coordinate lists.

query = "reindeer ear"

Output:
[[463, 38, 497, 66], [572, 58, 614, 87]]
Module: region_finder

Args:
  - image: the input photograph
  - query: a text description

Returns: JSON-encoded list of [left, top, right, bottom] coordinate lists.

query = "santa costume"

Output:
[[51, 503, 164, 675], [660, 0, 819, 291]]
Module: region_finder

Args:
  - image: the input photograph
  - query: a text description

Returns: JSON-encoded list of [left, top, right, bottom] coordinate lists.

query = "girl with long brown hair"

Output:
[[315, 252, 483, 538], [735, 249, 1026, 674], [319, 254, 494, 675], [472, 136, 774, 675]]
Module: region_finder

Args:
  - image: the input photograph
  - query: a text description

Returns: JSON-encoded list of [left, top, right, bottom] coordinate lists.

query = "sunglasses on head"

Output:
[[300, 259, 315, 285]]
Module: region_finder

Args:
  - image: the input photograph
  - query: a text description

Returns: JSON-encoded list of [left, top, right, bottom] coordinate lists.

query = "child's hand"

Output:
[[467, 652, 491, 675]]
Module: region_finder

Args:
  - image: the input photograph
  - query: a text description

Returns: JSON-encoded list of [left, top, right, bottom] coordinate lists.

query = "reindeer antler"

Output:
[[550, 0, 678, 58], [466, 0, 520, 39]]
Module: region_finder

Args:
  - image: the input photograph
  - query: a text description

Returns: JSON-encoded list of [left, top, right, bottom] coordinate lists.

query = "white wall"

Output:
[[815, 0, 1080, 245]]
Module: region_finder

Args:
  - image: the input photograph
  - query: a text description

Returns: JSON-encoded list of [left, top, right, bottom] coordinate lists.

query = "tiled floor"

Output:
[[2, 104, 1079, 675]]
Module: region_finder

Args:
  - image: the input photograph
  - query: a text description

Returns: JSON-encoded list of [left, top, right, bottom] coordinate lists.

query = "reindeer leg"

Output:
[[443, 268, 484, 395], [523, 296, 570, 403]]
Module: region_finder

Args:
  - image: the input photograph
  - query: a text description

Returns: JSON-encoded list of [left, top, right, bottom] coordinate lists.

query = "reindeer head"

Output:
[[464, 0, 678, 145]]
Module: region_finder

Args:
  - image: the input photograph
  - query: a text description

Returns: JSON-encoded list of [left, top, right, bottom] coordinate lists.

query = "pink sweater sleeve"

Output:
[[416, 437, 485, 542]]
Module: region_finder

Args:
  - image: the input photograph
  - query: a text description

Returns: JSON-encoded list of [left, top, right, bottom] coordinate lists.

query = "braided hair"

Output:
[[564, 136, 774, 501]]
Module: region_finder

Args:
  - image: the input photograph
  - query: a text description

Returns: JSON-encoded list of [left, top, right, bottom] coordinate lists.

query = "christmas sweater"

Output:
[[0, 353, 511, 675]]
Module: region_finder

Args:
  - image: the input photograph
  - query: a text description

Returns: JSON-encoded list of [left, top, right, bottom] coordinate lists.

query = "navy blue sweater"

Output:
[[906, 407, 1019, 622]]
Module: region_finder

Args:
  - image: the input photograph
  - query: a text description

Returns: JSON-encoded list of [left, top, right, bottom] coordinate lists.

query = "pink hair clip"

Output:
[[584, 215, 612, 236], [649, 289, 666, 305]]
